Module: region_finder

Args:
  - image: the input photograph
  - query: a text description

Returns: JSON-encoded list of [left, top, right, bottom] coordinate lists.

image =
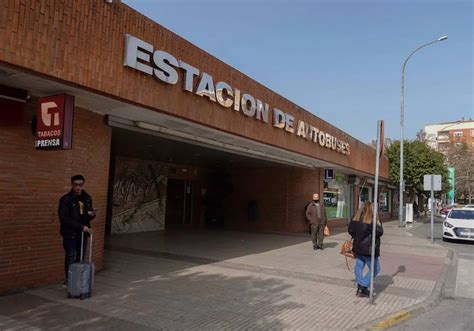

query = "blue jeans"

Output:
[[355, 255, 380, 287]]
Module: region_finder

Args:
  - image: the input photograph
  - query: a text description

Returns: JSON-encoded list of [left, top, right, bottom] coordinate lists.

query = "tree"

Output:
[[369, 138, 394, 150], [443, 142, 474, 203], [415, 129, 426, 142], [385, 140, 450, 197]]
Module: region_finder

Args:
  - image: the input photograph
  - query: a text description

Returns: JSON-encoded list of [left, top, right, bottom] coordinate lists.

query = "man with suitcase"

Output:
[[58, 175, 96, 286]]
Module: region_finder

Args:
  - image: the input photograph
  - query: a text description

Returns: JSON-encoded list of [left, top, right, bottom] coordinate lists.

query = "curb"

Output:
[[356, 248, 454, 330]]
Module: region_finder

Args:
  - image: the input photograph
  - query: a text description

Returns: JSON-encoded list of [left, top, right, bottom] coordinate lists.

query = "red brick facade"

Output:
[[439, 127, 474, 151], [0, 0, 388, 178], [224, 168, 321, 233], [0, 100, 111, 294], [0, 0, 392, 294]]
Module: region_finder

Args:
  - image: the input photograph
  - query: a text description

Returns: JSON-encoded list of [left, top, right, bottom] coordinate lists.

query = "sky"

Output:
[[123, 0, 473, 143]]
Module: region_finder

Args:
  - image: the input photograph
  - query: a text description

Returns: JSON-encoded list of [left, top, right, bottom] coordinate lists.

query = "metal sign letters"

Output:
[[123, 34, 351, 156]]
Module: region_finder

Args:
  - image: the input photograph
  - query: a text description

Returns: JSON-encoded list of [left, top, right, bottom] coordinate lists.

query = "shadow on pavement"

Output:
[[375, 265, 407, 296], [106, 228, 311, 260], [0, 264, 305, 330], [321, 242, 338, 249], [442, 238, 474, 245]]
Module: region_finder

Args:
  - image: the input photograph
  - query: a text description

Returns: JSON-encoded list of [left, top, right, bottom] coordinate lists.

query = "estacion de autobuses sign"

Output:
[[35, 94, 74, 150], [124, 34, 351, 156]]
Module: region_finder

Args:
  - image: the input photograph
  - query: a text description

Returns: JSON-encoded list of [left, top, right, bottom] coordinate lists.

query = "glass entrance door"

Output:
[[165, 179, 193, 227]]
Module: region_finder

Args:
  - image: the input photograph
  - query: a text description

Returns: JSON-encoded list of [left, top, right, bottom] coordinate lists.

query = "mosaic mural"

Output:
[[111, 157, 168, 234]]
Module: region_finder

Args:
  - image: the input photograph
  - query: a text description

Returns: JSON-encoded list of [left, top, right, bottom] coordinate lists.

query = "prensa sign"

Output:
[[35, 94, 74, 150]]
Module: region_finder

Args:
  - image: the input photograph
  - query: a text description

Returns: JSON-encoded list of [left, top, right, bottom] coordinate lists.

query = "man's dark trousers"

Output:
[[63, 232, 88, 281], [311, 223, 325, 248]]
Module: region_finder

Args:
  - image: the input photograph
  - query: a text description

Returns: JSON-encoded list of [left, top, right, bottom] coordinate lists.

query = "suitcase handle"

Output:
[[80, 231, 93, 263]]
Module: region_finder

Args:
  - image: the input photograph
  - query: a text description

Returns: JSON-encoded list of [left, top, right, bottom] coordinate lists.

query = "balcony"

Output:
[[437, 135, 450, 142]]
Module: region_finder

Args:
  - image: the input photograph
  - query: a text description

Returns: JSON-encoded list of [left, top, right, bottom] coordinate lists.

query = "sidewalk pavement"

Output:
[[0, 218, 450, 330]]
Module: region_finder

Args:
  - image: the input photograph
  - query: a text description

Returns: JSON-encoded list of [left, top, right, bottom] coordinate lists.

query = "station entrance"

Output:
[[165, 179, 193, 228], [105, 124, 319, 239]]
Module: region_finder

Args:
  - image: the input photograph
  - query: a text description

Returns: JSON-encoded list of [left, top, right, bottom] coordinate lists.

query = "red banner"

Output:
[[35, 94, 74, 150]]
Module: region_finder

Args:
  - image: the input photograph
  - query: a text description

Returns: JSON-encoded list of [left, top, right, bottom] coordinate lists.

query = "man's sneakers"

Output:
[[62, 280, 68, 288], [313, 245, 324, 251]]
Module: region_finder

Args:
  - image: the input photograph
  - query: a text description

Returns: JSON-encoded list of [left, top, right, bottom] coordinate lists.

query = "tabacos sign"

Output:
[[124, 34, 350, 156], [35, 94, 74, 150]]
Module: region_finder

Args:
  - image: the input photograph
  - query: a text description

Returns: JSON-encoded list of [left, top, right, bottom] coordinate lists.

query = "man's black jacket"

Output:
[[58, 190, 95, 236], [348, 218, 383, 257]]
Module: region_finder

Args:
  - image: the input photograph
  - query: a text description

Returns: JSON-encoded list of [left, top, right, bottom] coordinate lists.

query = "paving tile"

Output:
[[1, 223, 448, 330]]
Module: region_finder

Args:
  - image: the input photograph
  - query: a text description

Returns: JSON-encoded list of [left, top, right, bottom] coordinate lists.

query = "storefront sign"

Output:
[[447, 167, 455, 205], [324, 169, 335, 180], [35, 94, 74, 150], [124, 34, 350, 155]]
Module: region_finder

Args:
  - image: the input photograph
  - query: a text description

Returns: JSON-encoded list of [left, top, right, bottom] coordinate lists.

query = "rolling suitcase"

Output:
[[67, 232, 95, 300]]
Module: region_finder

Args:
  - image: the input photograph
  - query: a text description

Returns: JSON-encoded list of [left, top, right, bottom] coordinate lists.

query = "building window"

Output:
[[453, 131, 463, 137], [437, 131, 449, 141], [471, 129, 474, 137], [323, 173, 349, 220], [358, 186, 373, 208], [379, 189, 391, 213], [392, 191, 399, 215]]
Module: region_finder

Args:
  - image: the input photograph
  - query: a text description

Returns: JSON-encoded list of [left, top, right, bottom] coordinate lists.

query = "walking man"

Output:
[[413, 200, 419, 219], [58, 175, 96, 284], [305, 193, 327, 250]]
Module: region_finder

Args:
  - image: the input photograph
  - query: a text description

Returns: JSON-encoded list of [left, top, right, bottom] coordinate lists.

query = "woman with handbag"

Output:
[[348, 201, 383, 297]]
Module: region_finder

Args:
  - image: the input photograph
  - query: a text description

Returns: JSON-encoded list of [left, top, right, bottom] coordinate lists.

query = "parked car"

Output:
[[443, 208, 474, 242], [463, 204, 474, 209], [440, 205, 455, 215], [440, 204, 465, 214]]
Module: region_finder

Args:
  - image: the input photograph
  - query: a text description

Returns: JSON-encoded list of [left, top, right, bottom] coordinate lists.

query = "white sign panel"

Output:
[[424, 175, 442, 191], [405, 203, 413, 224]]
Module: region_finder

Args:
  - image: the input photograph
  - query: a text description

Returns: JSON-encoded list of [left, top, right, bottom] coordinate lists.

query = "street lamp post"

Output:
[[399, 36, 448, 228]]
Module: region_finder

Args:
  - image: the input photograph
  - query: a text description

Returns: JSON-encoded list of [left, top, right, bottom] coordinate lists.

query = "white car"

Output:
[[463, 204, 474, 209], [443, 208, 474, 242]]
